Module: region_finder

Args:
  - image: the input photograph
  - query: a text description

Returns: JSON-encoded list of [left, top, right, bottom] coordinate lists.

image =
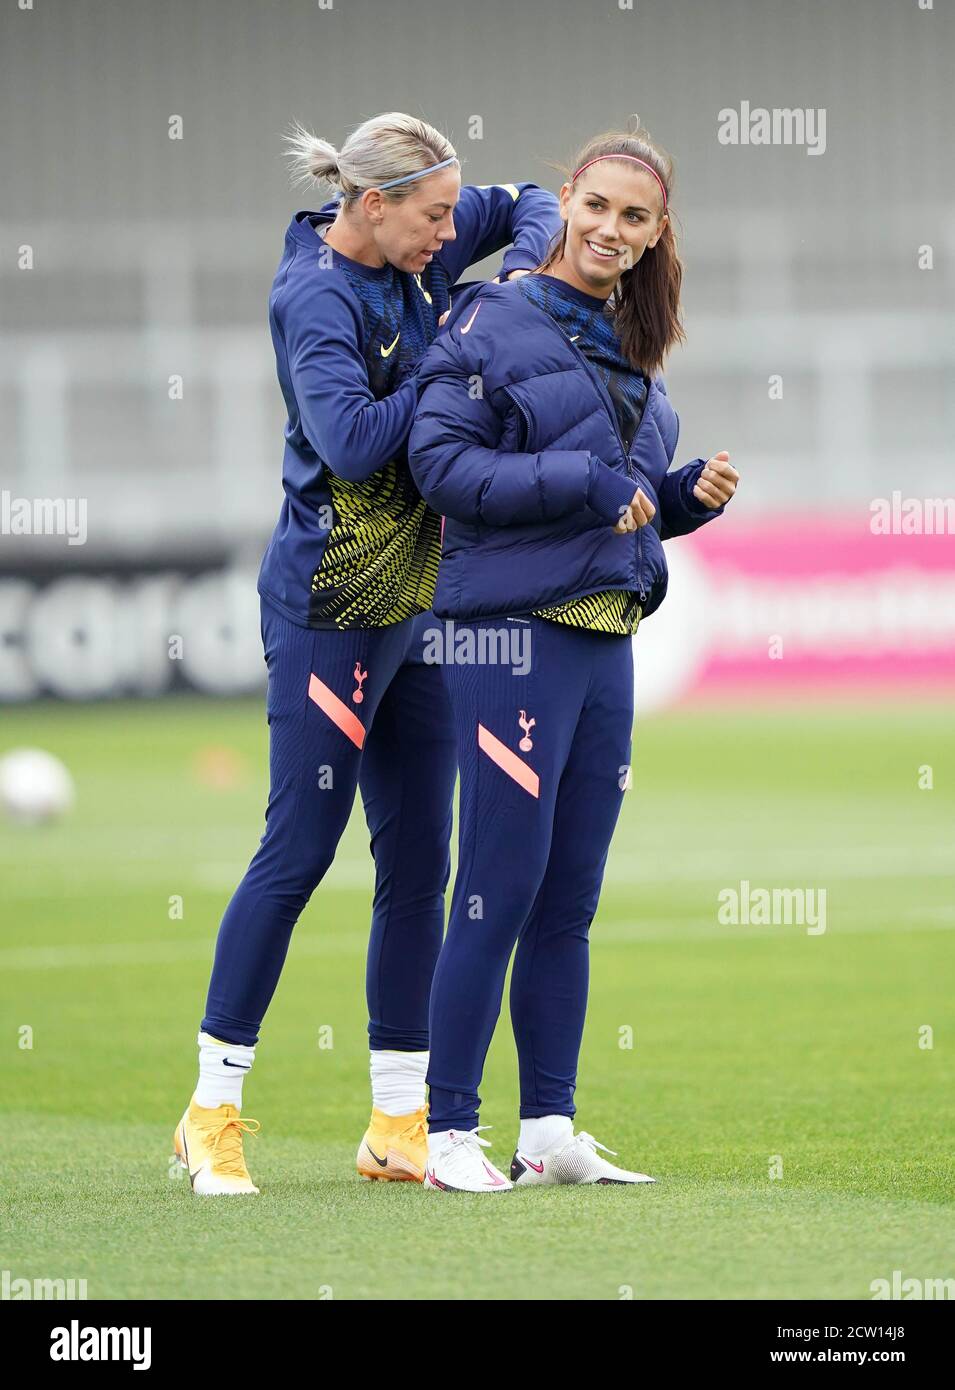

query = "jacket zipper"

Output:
[[504, 388, 533, 450], [565, 334, 653, 476], [562, 333, 653, 604], [505, 336, 654, 605]]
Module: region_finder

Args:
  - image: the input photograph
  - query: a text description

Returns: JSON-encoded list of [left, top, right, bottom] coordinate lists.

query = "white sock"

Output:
[[194, 1030, 255, 1109], [519, 1114, 574, 1155], [369, 1049, 428, 1116]]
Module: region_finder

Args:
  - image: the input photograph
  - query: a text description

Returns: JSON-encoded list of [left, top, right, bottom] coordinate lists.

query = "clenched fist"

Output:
[[613, 488, 656, 534], [693, 452, 738, 509]]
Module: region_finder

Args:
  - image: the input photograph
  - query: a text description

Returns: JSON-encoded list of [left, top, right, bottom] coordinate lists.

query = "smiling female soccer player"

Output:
[[172, 112, 561, 1195], [409, 122, 739, 1193]]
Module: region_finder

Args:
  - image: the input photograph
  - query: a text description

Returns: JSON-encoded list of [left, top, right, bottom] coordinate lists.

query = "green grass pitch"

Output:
[[1, 696, 953, 1301]]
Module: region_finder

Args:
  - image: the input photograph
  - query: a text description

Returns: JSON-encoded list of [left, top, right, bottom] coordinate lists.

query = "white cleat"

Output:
[[422, 1126, 513, 1193], [510, 1130, 656, 1186]]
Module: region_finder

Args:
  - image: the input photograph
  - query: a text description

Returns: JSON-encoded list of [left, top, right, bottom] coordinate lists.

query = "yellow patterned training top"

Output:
[[534, 589, 643, 636], [312, 464, 441, 628]]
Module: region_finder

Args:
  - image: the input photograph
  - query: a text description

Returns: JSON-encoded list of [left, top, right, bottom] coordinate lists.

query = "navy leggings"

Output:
[[201, 597, 456, 1049], [426, 617, 634, 1131]]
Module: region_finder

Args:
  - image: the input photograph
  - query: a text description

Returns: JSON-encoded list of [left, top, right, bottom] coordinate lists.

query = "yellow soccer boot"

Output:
[[357, 1105, 427, 1183], [173, 1097, 261, 1195]]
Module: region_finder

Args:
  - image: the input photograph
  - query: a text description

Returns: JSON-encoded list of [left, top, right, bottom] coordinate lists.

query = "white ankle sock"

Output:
[[194, 1030, 255, 1109], [369, 1049, 428, 1116], [519, 1114, 574, 1155]]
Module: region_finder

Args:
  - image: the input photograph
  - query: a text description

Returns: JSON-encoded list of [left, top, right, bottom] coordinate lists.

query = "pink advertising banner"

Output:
[[649, 512, 955, 704]]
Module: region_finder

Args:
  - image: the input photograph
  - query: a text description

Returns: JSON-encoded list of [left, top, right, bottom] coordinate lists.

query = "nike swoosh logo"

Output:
[[459, 302, 482, 334], [222, 1058, 250, 1069], [380, 332, 400, 357], [482, 1161, 507, 1186], [365, 1144, 388, 1168], [180, 1127, 201, 1186], [521, 1154, 545, 1173]]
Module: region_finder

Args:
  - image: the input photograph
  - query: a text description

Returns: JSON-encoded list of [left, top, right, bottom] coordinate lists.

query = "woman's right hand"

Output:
[[613, 488, 656, 534]]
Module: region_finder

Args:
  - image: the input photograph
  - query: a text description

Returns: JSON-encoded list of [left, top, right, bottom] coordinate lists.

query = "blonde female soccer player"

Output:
[[173, 113, 561, 1193]]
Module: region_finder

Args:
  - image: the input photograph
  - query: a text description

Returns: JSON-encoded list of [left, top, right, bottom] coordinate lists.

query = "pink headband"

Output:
[[572, 154, 667, 212]]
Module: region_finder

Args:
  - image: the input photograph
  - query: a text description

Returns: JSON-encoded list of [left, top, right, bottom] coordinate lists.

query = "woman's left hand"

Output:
[[693, 451, 739, 509]]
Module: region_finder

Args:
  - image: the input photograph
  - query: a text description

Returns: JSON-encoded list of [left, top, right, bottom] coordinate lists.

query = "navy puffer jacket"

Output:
[[408, 278, 723, 622]]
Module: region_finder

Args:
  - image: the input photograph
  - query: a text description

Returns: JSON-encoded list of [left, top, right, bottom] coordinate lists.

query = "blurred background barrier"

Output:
[[4, 520, 954, 706], [1, 215, 953, 557]]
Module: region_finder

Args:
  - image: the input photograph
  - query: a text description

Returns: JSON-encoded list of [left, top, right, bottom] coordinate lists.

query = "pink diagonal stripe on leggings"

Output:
[[477, 722, 539, 798], [308, 673, 366, 749]]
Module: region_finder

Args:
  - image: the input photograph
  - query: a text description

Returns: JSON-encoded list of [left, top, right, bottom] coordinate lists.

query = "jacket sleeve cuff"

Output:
[[682, 459, 726, 520], [499, 248, 540, 278], [587, 457, 637, 525]]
